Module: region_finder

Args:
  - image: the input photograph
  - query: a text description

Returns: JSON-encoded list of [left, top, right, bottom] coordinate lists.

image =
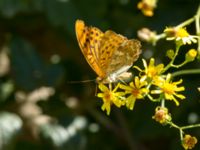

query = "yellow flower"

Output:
[[137, 0, 157, 17], [164, 27, 198, 45], [182, 134, 198, 150], [152, 106, 171, 124], [97, 84, 125, 115], [151, 74, 185, 106], [119, 77, 149, 110], [135, 58, 164, 81]]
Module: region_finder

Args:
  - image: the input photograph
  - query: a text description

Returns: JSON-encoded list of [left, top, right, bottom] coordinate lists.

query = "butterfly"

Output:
[[75, 19, 141, 83]]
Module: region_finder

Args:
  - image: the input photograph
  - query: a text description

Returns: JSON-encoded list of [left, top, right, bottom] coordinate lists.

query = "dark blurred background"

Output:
[[0, 0, 200, 150]]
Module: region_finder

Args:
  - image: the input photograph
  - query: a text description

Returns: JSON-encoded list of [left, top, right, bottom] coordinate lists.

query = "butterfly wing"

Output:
[[98, 30, 126, 75], [107, 39, 141, 78], [99, 30, 141, 81], [75, 20, 105, 78]]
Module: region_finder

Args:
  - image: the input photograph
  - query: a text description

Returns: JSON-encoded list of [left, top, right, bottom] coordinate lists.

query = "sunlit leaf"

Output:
[[0, 111, 22, 150], [39, 123, 86, 150]]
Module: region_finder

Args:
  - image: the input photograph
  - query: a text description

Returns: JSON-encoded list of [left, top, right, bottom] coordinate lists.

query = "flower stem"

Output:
[[171, 69, 200, 78], [181, 124, 200, 130], [168, 121, 180, 129], [195, 5, 200, 52], [179, 129, 184, 140], [161, 98, 165, 107], [162, 44, 181, 73], [154, 33, 166, 44], [176, 17, 195, 29], [171, 60, 188, 69], [167, 121, 183, 140], [166, 121, 200, 140], [147, 94, 160, 102]]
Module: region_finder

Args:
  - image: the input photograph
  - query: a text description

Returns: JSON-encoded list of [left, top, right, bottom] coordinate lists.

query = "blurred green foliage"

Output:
[[0, 0, 200, 150]]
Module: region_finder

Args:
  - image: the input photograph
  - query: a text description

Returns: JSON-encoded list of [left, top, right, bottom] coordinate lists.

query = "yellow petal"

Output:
[[97, 93, 104, 98], [98, 84, 109, 92], [126, 96, 136, 110]]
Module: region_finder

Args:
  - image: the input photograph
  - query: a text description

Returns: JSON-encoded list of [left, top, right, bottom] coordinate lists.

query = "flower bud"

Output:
[[182, 134, 197, 150], [137, 28, 156, 43], [185, 49, 197, 62], [166, 49, 175, 59], [152, 106, 171, 125]]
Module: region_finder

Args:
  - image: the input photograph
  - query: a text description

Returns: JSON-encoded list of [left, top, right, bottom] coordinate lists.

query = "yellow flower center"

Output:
[[131, 89, 140, 97], [176, 28, 189, 37], [162, 83, 175, 95], [147, 67, 157, 77], [104, 91, 112, 101]]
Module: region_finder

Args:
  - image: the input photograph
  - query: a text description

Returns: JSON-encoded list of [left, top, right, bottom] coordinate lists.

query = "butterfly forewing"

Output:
[[75, 20, 105, 77]]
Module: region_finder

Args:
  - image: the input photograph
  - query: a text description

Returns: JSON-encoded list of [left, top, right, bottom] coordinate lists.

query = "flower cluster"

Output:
[[95, 6, 200, 149], [97, 76, 148, 115], [97, 58, 185, 115]]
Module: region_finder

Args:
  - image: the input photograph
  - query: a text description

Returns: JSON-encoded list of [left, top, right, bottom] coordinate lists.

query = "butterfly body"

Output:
[[75, 20, 141, 83]]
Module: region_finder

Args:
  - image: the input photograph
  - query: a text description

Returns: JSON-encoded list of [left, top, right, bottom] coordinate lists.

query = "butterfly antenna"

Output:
[[95, 83, 98, 96], [118, 78, 128, 85], [67, 79, 96, 84]]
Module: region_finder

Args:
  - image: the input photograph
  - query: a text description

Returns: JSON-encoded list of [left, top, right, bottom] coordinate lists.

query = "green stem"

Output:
[[147, 94, 160, 102], [169, 121, 180, 129], [171, 69, 200, 78], [180, 129, 184, 141], [176, 17, 195, 28], [154, 33, 166, 44], [195, 5, 200, 52], [171, 60, 188, 68], [162, 44, 181, 73], [167, 121, 200, 140], [181, 123, 200, 130], [161, 98, 165, 107], [168, 122, 184, 140]]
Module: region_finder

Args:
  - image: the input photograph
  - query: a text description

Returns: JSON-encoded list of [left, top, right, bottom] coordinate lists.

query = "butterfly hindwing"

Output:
[[99, 30, 126, 74], [106, 39, 141, 78]]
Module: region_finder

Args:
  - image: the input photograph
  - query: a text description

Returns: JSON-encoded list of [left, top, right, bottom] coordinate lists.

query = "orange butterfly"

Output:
[[75, 20, 141, 83]]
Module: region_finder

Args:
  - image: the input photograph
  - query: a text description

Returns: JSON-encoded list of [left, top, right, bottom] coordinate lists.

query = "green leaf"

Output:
[[39, 118, 87, 150], [9, 36, 64, 91]]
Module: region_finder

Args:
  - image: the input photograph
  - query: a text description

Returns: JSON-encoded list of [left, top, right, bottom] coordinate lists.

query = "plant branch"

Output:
[[171, 69, 200, 78]]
